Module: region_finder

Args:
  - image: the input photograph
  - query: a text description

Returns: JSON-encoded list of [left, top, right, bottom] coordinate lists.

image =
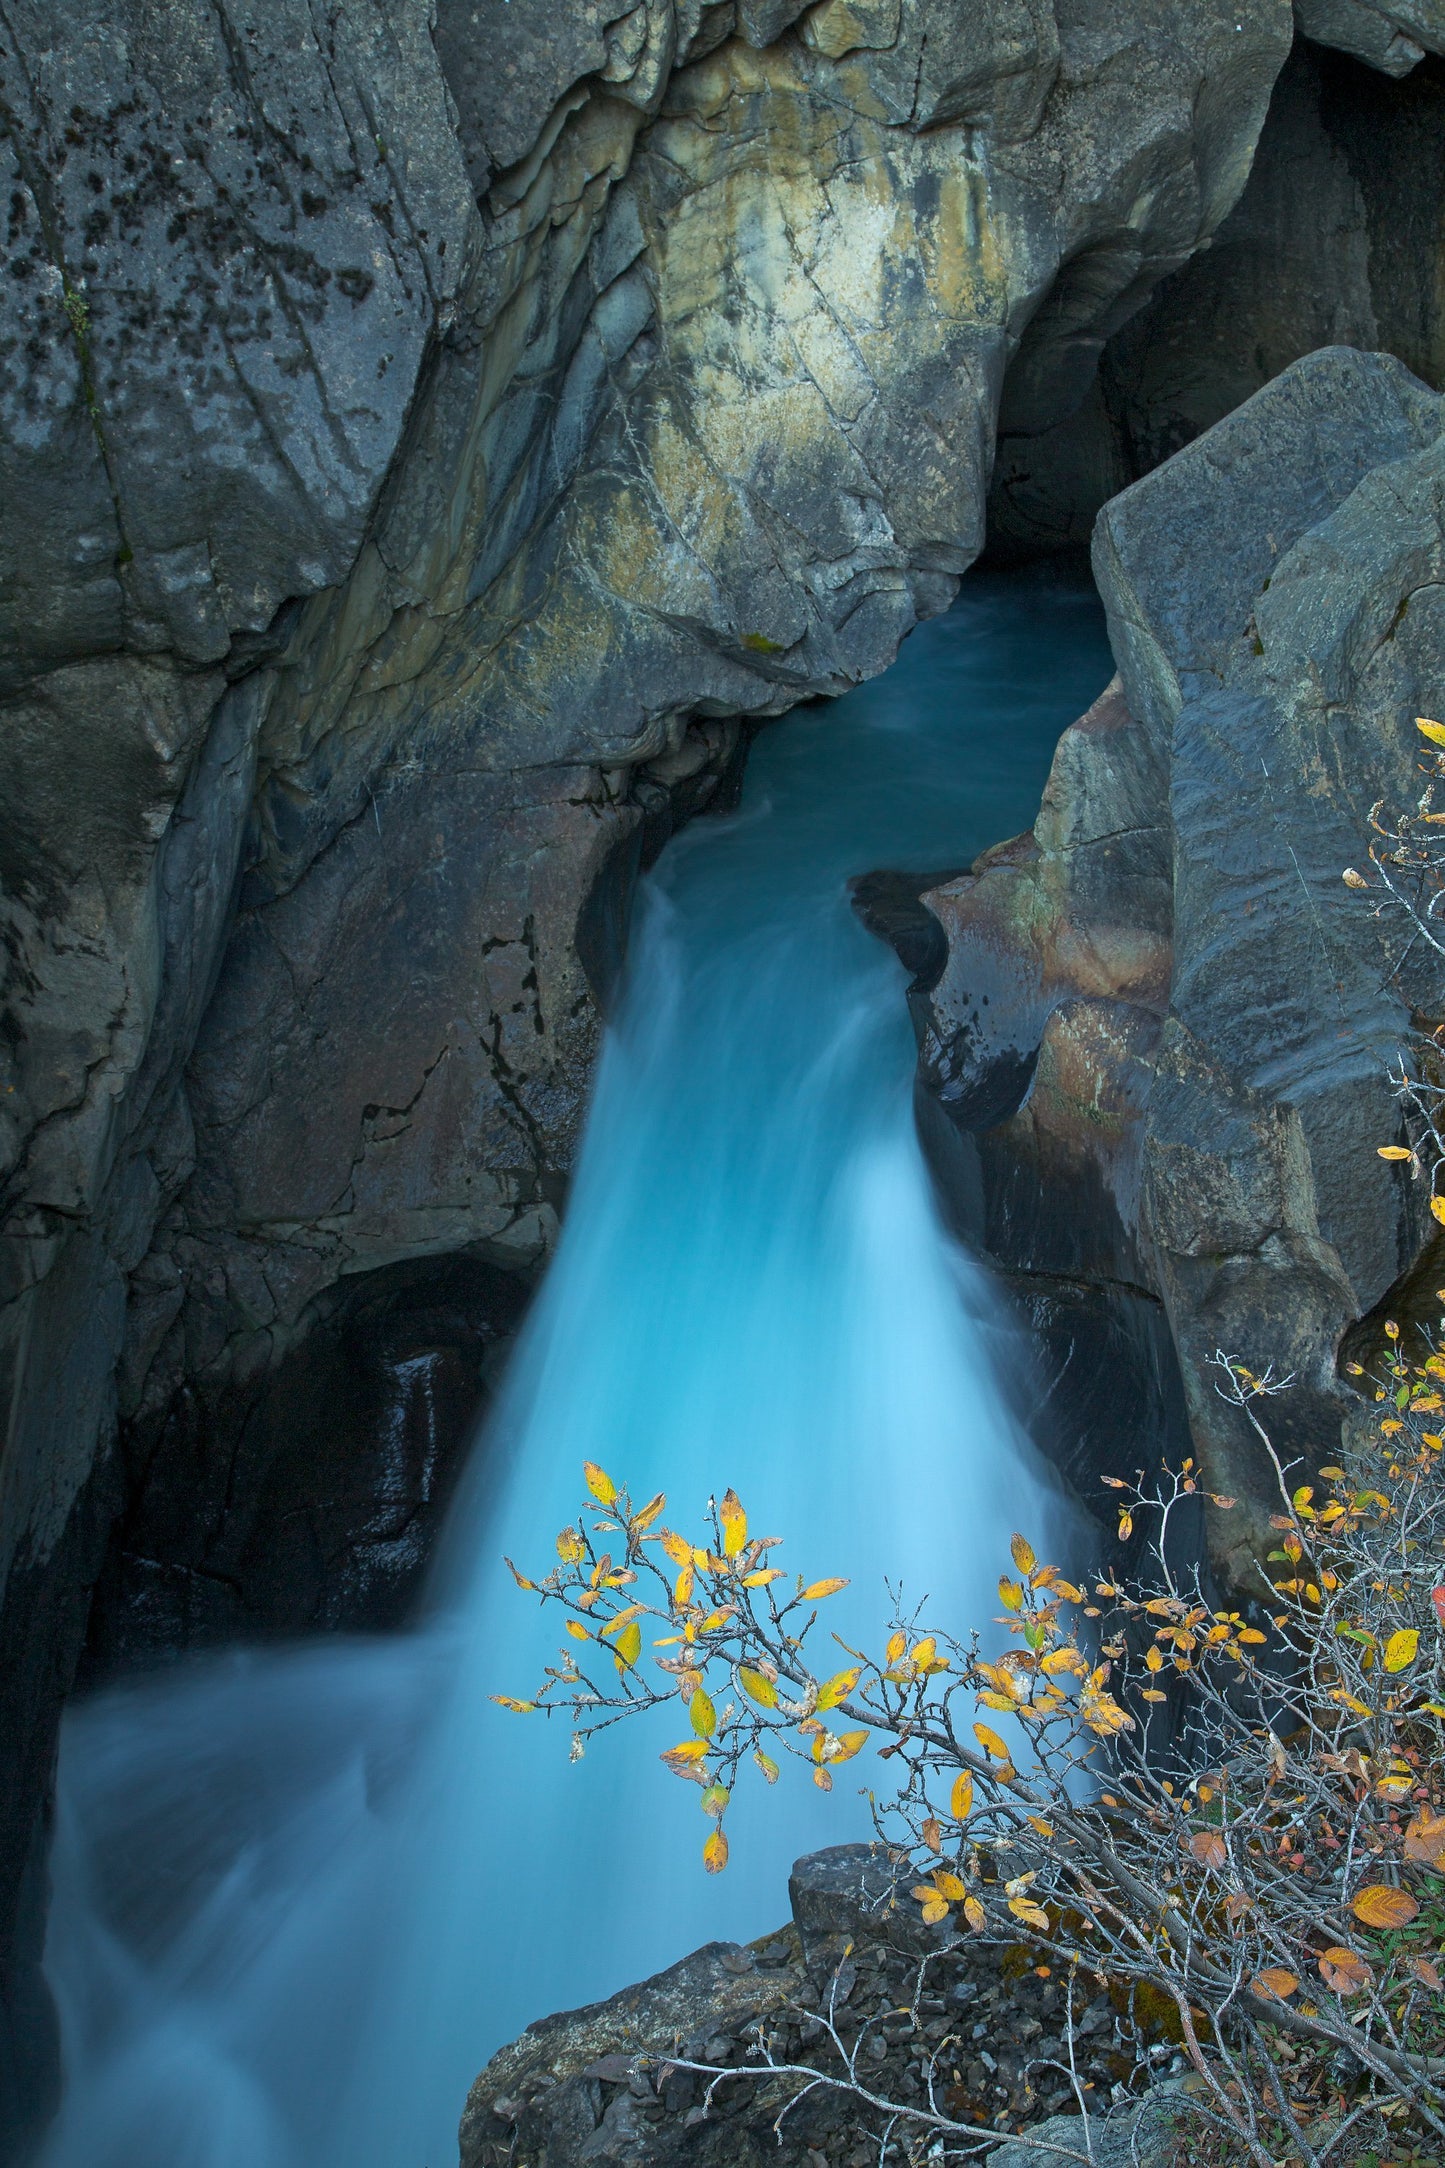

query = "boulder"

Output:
[[911, 346, 1445, 1580]]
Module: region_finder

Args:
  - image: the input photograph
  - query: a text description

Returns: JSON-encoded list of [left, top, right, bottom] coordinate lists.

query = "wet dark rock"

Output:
[[81, 1254, 527, 1679]]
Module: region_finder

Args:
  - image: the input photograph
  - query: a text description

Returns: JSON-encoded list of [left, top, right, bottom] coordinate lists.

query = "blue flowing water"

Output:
[[38, 571, 1111, 2168]]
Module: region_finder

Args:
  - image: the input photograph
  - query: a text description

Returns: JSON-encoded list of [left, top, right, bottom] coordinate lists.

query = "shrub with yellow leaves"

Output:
[[498, 1341, 1445, 2167]]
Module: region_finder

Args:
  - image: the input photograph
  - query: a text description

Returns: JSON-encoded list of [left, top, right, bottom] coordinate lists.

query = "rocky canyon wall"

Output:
[[4, 0, 1442, 2144]]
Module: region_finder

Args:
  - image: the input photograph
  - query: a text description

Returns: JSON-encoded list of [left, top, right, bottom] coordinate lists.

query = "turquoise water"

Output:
[[39, 570, 1112, 2168]]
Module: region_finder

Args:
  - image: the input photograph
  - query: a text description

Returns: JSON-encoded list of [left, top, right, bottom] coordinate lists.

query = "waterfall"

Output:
[[37, 570, 1112, 2168]]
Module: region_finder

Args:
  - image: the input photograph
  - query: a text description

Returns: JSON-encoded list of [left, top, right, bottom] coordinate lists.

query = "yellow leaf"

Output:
[[661, 1738, 710, 1766], [719, 1489, 747, 1559], [584, 1461, 617, 1506], [690, 1689, 717, 1739], [816, 1666, 863, 1710], [812, 1765, 833, 1790], [933, 1871, 967, 1901], [1417, 716, 1445, 746], [703, 1829, 729, 1874], [556, 1527, 586, 1565], [659, 1530, 693, 1568], [738, 1666, 778, 1708], [885, 1630, 907, 1664], [831, 1729, 868, 1762], [674, 1564, 695, 1608], [1117, 1511, 1134, 1541], [1010, 1534, 1037, 1575], [754, 1748, 780, 1784], [1384, 1629, 1420, 1672], [1432, 1195, 1445, 1227], [912, 1886, 950, 1925], [950, 1771, 974, 1821], [742, 1569, 782, 1588], [974, 1722, 1011, 1761], [1008, 1898, 1051, 1932], [962, 1895, 987, 1932], [1351, 1883, 1419, 1930], [506, 1559, 537, 1590], [978, 1691, 1020, 1713], [998, 1577, 1023, 1612], [800, 1577, 848, 1601], [1252, 1969, 1299, 2001], [1028, 1817, 1054, 1838], [491, 1695, 536, 1712], [565, 1620, 590, 1641], [613, 1620, 641, 1668], [1041, 1648, 1086, 1678], [1377, 1146, 1414, 1161], [631, 1491, 666, 1532], [1140, 1688, 1168, 1703]]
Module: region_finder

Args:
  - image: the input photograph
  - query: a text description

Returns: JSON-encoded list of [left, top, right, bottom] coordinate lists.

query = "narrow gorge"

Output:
[[4, 4, 1445, 2163]]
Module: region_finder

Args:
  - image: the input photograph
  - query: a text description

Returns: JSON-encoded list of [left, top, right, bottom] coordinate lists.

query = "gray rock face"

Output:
[[983, 2082, 1187, 2168], [0, 0, 1305, 2141], [1295, 0, 1445, 76], [989, 38, 1445, 562], [914, 346, 1445, 1578]]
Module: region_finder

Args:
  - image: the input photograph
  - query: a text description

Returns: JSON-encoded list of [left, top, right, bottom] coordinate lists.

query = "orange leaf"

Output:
[[1252, 1969, 1299, 2001], [1351, 1884, 1419, 1930], [1404, 1805, 1445, 1866], [1319, 1947, 1373, 1995], [1408, 1955, 1443, 1991], [962, 1895, 987, 1932], [1188, 1831, 1227, 1872]]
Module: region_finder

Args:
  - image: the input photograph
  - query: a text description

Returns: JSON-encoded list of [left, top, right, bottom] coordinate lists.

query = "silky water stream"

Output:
[[38, 570, 1113, 2168]]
